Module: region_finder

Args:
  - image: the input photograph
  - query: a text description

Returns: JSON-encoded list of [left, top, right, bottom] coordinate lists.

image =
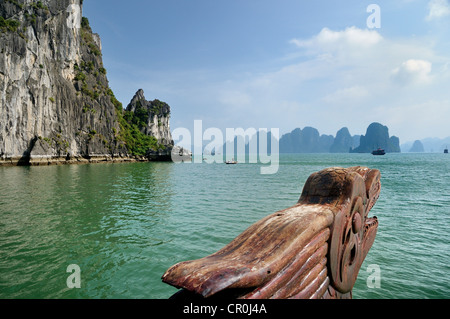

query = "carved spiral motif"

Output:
[[329, 178, 367, 294]]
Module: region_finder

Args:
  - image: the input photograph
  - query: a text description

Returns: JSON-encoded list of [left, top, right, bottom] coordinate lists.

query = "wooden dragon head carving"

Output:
[[162, 167, 381, 299]]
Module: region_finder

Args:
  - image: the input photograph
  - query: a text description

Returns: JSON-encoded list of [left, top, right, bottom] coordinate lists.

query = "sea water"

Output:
[[0, 153, 449, 299]]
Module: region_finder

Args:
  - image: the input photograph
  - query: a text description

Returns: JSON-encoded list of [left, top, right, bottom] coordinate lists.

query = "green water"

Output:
[[0, 154, 449, 299]]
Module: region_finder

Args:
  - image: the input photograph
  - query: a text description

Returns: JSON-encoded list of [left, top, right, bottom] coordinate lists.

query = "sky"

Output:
[[83, 0, 450, 143]]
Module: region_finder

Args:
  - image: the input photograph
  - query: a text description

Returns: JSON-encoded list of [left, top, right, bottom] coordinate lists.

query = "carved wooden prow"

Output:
[[162, 167, 381, 299]]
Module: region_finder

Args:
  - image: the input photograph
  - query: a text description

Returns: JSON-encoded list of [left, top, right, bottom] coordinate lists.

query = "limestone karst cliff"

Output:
[[409, 140, 425, 153], [350, 122, 401, 153], [330, 127, 354, 153], [279, 127, 334, 153], [0, 0, 173, 165], [126, 89, 173, 147]]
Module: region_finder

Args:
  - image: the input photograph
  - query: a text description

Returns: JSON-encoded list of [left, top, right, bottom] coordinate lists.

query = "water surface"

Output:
[[0, 153, 449, 299]]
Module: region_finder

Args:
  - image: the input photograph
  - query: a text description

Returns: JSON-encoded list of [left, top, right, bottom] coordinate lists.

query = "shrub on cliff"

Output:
[[116, 113, 161, 156], [0, 17, 20, 32]]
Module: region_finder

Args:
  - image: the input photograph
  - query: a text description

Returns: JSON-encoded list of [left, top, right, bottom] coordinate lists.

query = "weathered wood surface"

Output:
[[162, 167, 381, 299]]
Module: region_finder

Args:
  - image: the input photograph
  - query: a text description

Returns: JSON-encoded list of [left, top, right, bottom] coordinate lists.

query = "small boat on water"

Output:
[[445, 147, 449, 154], [372, 148, 386, 156], [225, 159, 238, 165]]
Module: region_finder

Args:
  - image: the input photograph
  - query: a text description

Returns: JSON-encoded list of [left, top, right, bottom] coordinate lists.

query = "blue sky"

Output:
[[83, 0, 450, 143]]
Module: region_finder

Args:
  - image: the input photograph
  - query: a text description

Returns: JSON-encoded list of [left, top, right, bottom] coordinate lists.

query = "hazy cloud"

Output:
[[322, 86, 370, 103], [391, 59, 433, 85], [426, 0, 450, 20]]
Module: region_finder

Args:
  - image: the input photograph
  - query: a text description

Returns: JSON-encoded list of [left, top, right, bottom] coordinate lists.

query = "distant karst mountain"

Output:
[[278, 126, 364, 154], [250, 122, 399, 154], [402, 137, 450, 153], [350, 123, 401, 153], [210, 123, 400, 156], [330, 127, 355, 153], [279, 127, 334, 153], [409, 140, 425, 153]]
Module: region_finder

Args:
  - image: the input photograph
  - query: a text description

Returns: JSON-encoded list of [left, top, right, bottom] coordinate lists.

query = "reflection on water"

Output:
[[0, 163, 175, 298]]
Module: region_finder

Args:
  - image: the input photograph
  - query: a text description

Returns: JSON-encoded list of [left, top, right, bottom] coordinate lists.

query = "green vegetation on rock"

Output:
[[0, 16, 20, 32], [70, 17, 170, 158], [116, 112, 161, 157]]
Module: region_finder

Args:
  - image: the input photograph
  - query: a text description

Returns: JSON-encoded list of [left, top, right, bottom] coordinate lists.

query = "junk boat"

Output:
[[372, 148, 386, 156]]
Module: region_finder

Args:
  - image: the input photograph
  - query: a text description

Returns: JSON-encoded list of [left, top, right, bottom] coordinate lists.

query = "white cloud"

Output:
[[391, 59, 433, 85], [426, 0, 450, 20], [290, 27, 383, 52]]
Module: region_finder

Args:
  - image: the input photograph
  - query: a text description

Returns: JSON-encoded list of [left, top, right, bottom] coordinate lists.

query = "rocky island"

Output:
[[409, 140, 425, 153], [0, 0, 175, 166], [330, 127, 355, 153], [277, 123, 399, 154], [350, 122, 401, 154], [279, 127, 334, 153]]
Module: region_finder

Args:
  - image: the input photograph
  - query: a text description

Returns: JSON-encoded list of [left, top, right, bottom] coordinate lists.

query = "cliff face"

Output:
[[0, 0, 123, 164], [279, 127, 333, 153], [330, 127, 354, 153], [0, 0, 173, 165], [126, 89, 173, 146]]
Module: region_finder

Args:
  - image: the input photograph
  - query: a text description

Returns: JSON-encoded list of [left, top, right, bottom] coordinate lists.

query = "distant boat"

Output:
[[445, 147, 449, 154], [225, 158, 238, 165], [372, 148, 386, 156]]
